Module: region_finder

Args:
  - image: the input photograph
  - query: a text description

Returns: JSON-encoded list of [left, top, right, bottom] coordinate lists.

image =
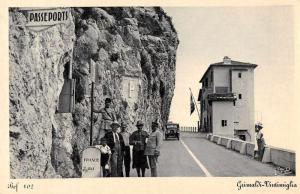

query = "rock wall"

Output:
[[9, 7, 178, 178]]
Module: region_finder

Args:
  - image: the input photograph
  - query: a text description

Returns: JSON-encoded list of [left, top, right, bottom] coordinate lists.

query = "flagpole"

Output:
[[189, 88, 201, 129], [90, 59, 96, 146]]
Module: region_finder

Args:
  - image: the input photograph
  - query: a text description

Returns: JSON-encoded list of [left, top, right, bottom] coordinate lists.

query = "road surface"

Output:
[[128, 132, 276, 177]]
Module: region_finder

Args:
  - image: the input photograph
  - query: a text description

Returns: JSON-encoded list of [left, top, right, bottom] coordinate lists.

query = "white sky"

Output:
[[164, 6, 295, 149]]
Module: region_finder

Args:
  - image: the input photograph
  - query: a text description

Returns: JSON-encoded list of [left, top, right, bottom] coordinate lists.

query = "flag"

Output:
[[190, 92, 195, 115]]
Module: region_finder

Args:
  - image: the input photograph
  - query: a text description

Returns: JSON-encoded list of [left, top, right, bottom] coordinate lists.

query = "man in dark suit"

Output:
[[103, 121, 125, 177]]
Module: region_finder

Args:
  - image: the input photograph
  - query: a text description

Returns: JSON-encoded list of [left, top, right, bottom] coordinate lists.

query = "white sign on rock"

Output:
[[19, 8, 70, 31], [121, 76, 141, 103], [81, 147, 101, 177]]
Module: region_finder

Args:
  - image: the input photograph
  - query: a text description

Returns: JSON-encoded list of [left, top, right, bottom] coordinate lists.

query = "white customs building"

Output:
[[198, 56, 257, 141]]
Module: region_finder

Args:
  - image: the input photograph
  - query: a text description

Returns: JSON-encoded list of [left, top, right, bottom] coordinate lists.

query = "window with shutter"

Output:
[[57, 60, 75, 113], [221, 120, 227, 127]]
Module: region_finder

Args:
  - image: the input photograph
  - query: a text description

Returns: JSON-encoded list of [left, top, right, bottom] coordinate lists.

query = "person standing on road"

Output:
[[93, 98, 117, 143], [103, 121, 124, 177], [144, 120, 163, 177], [95, 138, 112, 177], [255, 122, 266, 161], [120, 123, 131, 177], [253, 131, 259, 160], [129, 120, 149, 177]]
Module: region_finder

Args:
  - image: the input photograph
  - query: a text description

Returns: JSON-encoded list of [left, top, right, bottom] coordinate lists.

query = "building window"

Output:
[[238, 72, 242, 78], [215, 86, 229, 94], [221, 120, 227, 127], [205, 78, 208, 88], [238, 94, 242, 99]]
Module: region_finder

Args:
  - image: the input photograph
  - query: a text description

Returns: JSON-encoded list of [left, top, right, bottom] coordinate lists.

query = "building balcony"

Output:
[[198, 87, 213, 101], [207, 93, 237, 102], [202, 87, 213, 95]]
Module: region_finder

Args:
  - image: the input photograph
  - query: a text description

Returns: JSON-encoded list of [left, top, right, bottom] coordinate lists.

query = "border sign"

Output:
[[81, 147, 102, 178], [19, 8, 70, 31]]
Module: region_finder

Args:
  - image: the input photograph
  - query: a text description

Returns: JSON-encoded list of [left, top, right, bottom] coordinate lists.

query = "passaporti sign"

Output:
[[20, 8, 70, 31]]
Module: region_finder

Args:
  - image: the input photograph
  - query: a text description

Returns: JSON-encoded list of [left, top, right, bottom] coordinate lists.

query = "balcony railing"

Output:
[[203, 87, 213, 94], [207, 93, 237, 102]]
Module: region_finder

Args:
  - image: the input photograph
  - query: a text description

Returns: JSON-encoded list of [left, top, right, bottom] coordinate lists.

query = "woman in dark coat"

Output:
[[129, 120, 149, 177]]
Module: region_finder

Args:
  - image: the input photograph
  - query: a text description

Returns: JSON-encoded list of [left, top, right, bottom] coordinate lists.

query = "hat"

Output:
[[152, 119, 159, 127], [121, 122, 127, 128], [136, 120, 144, 126], [105, 98, 112, 103], [256, 122, 263, 129], [111, 121, 120, 128]]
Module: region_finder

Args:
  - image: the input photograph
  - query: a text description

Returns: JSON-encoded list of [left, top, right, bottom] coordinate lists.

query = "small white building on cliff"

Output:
[[198, 56, 257, 142]]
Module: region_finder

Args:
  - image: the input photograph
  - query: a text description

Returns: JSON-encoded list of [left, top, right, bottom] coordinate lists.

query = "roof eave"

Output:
[[199, 63, 258, 83]]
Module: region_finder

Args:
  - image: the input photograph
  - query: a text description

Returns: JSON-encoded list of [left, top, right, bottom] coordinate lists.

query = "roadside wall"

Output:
[[206, 134, 296, 171]]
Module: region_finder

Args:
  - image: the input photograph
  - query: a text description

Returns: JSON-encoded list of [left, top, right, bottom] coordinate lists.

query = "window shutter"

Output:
[[57, 79, 76, 113]]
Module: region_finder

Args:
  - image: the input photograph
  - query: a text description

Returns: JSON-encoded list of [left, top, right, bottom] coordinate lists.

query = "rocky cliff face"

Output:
[[9, 7, 178, 178]]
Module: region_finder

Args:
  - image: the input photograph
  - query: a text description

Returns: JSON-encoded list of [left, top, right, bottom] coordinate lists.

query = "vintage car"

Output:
[[164, 122, 180, 140]]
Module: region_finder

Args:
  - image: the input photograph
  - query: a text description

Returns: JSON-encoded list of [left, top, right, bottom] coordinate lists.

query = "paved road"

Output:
[[128, 132, 276, 177]]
